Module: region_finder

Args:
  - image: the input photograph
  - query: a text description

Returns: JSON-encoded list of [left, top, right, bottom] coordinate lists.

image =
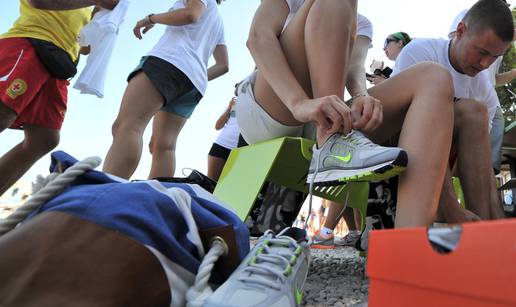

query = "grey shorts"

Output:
[[128, 56, 202, 118]]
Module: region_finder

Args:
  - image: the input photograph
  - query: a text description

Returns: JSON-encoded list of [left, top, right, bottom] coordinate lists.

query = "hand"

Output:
[[96, 0, 118, 10], [133, 17, 154, 40], [291, 95, 353, 135], [367, 75, 387, 85], [350, 95, 383, 133], [79, 45, 91, 55], [229, 97, 237, 107]]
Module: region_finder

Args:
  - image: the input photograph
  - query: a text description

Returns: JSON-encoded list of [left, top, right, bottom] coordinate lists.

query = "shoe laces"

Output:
[[238, 232, 302, 290], [341, 131, 376, 148]]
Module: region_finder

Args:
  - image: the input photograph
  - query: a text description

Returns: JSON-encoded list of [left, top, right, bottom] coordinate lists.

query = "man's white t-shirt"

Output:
[[147, 0, 225, 96], [392, 38, 498, 131]]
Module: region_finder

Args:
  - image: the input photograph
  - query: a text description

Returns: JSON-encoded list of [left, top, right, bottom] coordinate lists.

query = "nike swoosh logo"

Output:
[[0, 49, 24, 82], [331, 152, 352, 163]]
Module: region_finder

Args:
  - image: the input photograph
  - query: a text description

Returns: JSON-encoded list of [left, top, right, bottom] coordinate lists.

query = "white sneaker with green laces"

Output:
[[307, 131, 408, 186], [203, 227, 311, 307]]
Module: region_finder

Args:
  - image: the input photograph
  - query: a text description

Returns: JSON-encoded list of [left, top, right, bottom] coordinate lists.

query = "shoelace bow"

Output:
[[341, 131, 376, 148], [238, 235, 301, 290]]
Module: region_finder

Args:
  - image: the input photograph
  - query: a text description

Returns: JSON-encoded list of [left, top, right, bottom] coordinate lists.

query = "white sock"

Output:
[[320, 227, 333, 237]]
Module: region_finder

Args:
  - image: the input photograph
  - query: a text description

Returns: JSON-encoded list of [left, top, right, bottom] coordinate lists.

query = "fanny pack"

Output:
[[28, 38, 77, 80]]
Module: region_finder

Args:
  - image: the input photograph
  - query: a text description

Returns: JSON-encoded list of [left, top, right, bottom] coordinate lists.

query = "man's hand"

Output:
[[96, 0, 118, 10], [291, 95, 353, 135], [133, 17, 154, 39], [350, 95, 383, 133]]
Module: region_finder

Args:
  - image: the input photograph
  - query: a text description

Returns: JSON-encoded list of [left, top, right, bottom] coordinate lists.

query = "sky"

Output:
[[0, 0, 493, 189]]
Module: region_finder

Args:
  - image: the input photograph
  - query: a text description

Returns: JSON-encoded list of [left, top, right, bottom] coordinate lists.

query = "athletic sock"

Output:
[[320, 227, 334, 238]]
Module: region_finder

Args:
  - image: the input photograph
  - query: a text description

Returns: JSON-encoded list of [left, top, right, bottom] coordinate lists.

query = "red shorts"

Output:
[[0, 37, 68, 130]]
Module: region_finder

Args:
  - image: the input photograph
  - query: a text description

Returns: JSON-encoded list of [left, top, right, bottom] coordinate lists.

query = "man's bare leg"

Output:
[[437, 168, 481, 223], [322, 201, 348, 231], [368, 63, 454, 227], [454, 100, 504, 219], [0, 125, 59, 196], [103, 72, 164, 179]]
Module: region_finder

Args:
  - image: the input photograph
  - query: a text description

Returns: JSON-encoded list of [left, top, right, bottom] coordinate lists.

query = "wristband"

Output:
[[147, 13, 156, 25]]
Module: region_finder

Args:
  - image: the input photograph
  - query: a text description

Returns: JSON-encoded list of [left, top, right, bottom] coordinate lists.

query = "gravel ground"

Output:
[[303, 247, 368, 307]]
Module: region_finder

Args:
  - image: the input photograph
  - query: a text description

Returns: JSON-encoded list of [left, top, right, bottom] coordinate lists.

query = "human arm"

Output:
[[215, 98, 236, 130], [346, 35, 383, 132], [28, 0, 118, 10], [247, 0, 352, 133], [208, 44, 229, 81], [133, 0, 206, 39], [495, 69, 516, 87]]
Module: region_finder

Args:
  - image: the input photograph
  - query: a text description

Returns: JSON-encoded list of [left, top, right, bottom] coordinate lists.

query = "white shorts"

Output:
[[235, 72, 305, 144]]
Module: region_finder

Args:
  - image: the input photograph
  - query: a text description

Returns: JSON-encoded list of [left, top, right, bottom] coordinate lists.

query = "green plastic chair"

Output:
[[213, 137, 369, 229], [452, 177, 466, 209]]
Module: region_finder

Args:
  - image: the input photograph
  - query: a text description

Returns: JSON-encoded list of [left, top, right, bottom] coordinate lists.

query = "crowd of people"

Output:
[[0, 0, 515, 305], [0, 0, 515, 233]]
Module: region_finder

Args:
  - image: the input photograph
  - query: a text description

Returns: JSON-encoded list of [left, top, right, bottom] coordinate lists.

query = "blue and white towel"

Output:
[[28, 151, 250, 307]]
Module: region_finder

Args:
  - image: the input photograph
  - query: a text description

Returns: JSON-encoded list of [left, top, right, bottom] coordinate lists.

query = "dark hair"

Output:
[[463, 0, 514, 42], [393, 32, 412, 46]]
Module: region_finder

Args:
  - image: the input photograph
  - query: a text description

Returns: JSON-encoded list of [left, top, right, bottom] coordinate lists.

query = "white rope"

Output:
[[186, 238, 228, 307], [0, 156, 101, 236]]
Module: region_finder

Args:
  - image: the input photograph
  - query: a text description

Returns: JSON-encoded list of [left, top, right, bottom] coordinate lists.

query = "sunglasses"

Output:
[[383, 38, 398, 49]]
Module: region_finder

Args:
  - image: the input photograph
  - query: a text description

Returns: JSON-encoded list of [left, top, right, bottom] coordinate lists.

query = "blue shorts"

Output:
[[128, 56, 203, 118]]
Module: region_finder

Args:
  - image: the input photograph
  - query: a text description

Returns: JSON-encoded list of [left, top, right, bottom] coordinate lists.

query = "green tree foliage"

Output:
[[497, 8, 516, 123]]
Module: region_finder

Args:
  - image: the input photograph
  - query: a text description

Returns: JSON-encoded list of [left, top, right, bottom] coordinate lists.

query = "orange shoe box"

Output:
[[367, 219, 516, 307]]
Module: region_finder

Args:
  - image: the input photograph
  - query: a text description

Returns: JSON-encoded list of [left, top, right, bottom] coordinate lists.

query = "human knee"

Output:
[[26, 132, 60, 155], [149, 137, 176, 155], [454, 99, 488, 128], [417, 63, 454, 98], [311, 0, 357, 27]]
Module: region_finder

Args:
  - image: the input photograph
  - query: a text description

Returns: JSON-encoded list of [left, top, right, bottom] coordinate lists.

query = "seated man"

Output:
[[236, 0, 455, 228], [392, 0, 514, 222]]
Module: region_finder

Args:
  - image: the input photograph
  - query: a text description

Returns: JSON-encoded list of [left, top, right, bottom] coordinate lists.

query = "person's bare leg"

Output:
[[103, 73, 164, 179], [147, 111, 187, 179], [0, 102, 17, 133], [0, 125, 59, 196], [454, 100, 504, 219], [368, 63, 454, 228], [489, 173, 505, 218], [437, 168, 481, 223], [343, 207, 358, 230], [207, 155, 227, 181], [253, 0, 357, 145], [322, 201, 348, 230]]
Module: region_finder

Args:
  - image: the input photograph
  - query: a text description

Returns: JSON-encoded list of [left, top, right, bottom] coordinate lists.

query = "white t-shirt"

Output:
[[214, 115, 240, 149], [392, 38, 498, 131], [147, 0, 225, 96], [357, 13, 373, 45]]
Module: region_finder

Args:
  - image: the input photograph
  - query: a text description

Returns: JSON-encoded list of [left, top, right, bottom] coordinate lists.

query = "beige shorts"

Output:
[[235, 72, 311, 144]]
